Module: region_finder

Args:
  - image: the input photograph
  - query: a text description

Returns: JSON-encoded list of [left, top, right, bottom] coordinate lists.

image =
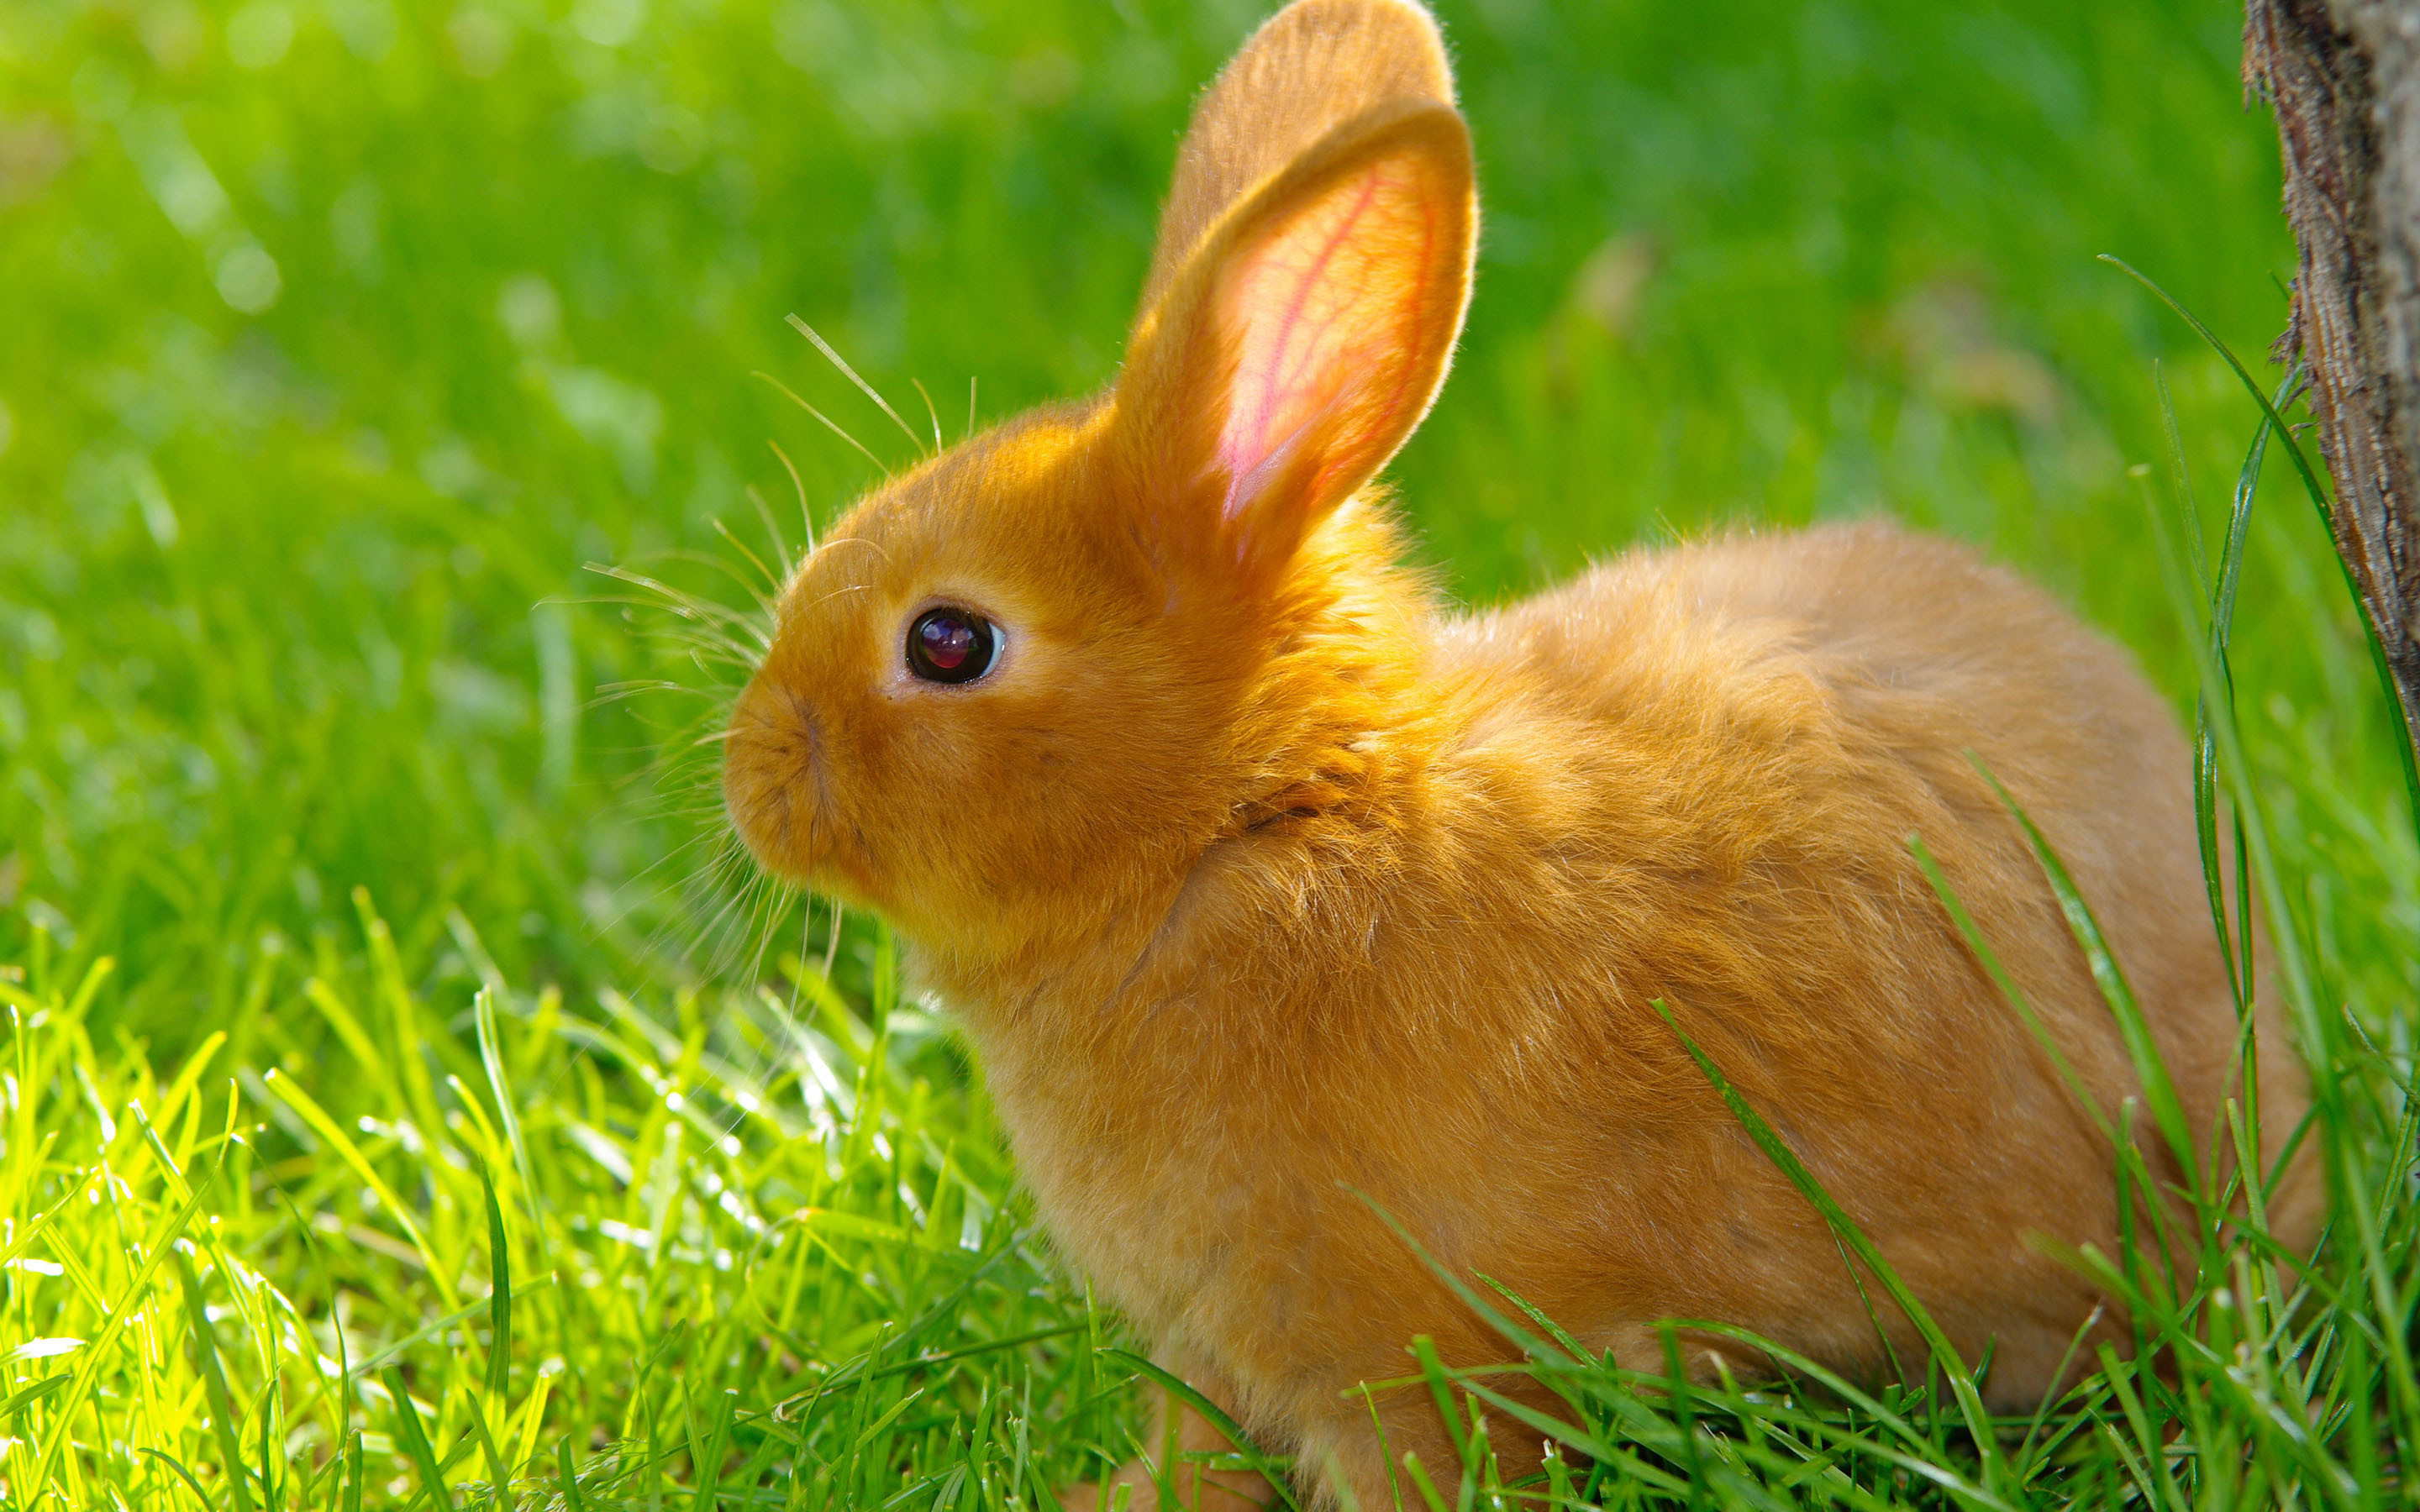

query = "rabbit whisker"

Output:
[[786, 314, 928, 459], [765, 441, 819, 560], [910, 376, 944, 455], [755, 370, 889, 475]]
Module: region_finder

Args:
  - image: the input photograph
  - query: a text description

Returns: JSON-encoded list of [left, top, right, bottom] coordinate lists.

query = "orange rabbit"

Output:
[[723, 0, 2312, 1504]]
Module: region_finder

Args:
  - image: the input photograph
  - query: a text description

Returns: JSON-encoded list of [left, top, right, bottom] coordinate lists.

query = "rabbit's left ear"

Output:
[[1113, 97, 1476, 585]]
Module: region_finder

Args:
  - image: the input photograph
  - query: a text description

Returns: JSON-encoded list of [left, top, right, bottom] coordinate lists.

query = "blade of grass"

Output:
[[688, 1387, 734, 1512], [476, 1161, 517, 1509], [351, 1280, 556, 1380], [140, 1446, 216, 1509], [2014, 1305, 2104, 1476], [1644, 997, 2009, 1491], [2102, 253, 2420, 847], [255, 1379, 282, 1512], [1407, 1336, 1472, 1469], [385, 1365, 454, 1512], [1097, 1349, 1301, 1510], [1965, 757, 2205, 1200], [2199, 366, 2296, 1015], [172, 1248, 255, 1512], [557, 1441, 590, 1512], [261, 1068, 459, 1310], [481, 1163, 513, 1403], [1908, 832, 2114, 1144], [457, 1382, 514, 1512], [0, 1374, 70, 1424], [1344, 1191, 1571, 1373], [1397, 1450, 1451, 1512], [2096, 1347, 2188, 1512], [472, 984, 544, 1252]]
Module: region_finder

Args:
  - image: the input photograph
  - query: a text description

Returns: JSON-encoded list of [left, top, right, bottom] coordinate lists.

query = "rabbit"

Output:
[[721, 0, 2315, 1504]]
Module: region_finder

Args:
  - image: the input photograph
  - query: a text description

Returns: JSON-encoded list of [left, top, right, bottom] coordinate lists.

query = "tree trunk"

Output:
[[2244, 0, 2420, 763]]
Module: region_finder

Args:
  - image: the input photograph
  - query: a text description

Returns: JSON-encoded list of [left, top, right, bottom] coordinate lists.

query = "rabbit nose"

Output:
[[723, 675, 823, 872]]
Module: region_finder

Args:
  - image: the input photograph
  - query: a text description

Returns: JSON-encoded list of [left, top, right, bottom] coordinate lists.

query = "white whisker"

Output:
[[766, 440, 818, 558], [809, 581, 875, 613], [755, 370, 888, 475], [786, 314, 927, 458], [910, 376, 944, 455], [742, 484, 794, 582], [713, 515, 783, 602]]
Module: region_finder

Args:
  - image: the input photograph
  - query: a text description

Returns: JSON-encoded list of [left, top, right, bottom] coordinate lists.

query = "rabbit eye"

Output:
[[907, 606, 998, 684]]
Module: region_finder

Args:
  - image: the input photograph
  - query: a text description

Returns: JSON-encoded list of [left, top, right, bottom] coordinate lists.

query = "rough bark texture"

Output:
[[2245, 0, 2420, 758]]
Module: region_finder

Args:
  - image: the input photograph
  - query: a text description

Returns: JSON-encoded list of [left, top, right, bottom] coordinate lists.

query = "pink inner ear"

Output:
[[1215, 160, 1441, 522]]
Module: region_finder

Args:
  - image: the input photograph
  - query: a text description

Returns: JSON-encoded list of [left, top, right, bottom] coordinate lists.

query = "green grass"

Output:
[[2, 0, 2417, 1506]]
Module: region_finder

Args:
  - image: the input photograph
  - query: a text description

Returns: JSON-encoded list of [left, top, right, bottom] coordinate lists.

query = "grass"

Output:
[[2, 0, 2417, 1506]]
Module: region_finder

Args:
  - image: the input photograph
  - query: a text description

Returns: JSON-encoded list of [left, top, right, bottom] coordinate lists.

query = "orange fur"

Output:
[[722, 2, 2315, 1505]]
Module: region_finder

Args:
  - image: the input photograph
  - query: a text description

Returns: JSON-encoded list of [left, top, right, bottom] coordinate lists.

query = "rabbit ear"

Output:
[[1140, 0, 1458, 314], [1116, 97, 1476, 583]]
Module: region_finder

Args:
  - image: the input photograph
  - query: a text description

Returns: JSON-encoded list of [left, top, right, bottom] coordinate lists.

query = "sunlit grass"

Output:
[[1, 904, 1146, 1509]]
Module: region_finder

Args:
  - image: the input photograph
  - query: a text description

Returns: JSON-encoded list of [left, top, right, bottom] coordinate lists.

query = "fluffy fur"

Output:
[[722, 2, 2314, 1504]]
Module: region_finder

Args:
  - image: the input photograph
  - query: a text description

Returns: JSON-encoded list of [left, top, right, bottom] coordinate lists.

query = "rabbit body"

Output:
[[938, 515, 2301, 1501], [723, 1, 2311, 1504]]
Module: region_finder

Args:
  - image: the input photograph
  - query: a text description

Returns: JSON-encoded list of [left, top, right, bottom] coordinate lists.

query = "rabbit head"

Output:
[[724, 0, 1476, 964]]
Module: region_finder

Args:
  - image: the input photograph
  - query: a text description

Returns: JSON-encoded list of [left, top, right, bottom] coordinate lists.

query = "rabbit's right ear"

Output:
[[1109, 3, 1474, 591]]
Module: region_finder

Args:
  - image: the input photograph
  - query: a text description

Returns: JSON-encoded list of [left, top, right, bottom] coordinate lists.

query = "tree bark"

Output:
[[2244, 0, 2420, 761]]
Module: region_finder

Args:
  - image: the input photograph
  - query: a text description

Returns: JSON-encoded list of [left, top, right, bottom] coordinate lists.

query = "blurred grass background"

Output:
[[2, 0, 2417, 1504]]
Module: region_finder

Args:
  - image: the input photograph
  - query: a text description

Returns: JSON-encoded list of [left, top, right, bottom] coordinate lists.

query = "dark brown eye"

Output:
[[906, 606, 998, 684]]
